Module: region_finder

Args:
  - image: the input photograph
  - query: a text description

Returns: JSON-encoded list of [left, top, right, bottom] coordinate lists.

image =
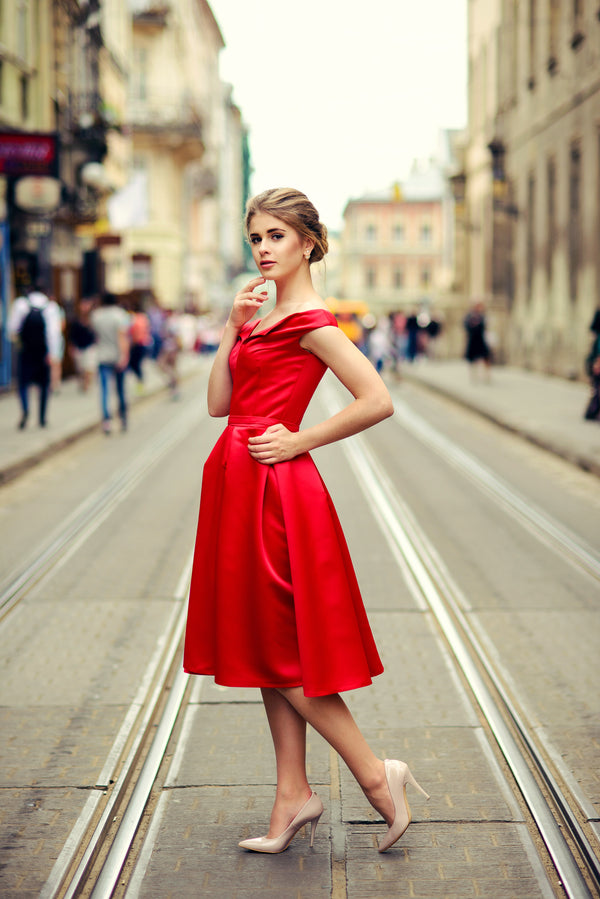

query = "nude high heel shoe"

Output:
[[378, 759, 430, 853], [238, 791, 323, 853]]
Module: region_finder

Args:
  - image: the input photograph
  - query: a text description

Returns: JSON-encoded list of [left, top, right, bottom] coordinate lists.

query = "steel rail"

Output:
[[334, 420, 597, 898], [320, 379, 598, 895], [42, 554, 193, 899], [393, 398, 600, 583], [89, 664, 190, 899], [0, 400, 207, 620]]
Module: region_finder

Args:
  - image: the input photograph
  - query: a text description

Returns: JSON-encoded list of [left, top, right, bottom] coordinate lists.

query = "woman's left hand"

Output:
[[247, 424, 300, 465]]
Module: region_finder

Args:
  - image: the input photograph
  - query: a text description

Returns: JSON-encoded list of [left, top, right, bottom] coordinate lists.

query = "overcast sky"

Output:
[[211, 1, 468, 231]]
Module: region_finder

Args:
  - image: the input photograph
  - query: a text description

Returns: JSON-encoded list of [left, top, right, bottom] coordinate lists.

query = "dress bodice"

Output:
[[228, 309, 337, 428]]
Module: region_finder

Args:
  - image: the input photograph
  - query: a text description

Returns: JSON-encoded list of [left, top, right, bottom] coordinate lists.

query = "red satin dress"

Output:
[[183, 308, 383, 697]]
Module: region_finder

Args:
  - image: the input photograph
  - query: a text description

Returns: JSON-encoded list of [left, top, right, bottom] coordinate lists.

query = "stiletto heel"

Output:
[[378, 759, 430, 853], [309, 813, 319, 848], [238, 791, 323, 853]]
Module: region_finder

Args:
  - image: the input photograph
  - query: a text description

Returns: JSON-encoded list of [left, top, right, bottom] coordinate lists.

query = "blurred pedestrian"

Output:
[[91, 292, 130, 434], [425, 313, 442, 359], [405, 309, 421, 362], [389, 310, 407, 374], [369, 317, 391, 373], [157, 310, 181, 399], [183, 187, 428, 856], [584, 309, 600, 421], [147, 300, 165, 360], [69, 297, 97, 392], [128, 301, 152, 390], [464, 300, 491, 381], [8, 281, 62, 429]]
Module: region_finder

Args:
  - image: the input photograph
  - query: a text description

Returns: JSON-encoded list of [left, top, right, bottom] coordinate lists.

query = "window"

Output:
[[365, 224, 377, 242], [421, 266, 431, 287], [132, 47, 148, 102], [571, 0, 585, 47], [393, 267, 404, 289], [393, 223, 405, 242], [528, 0, 537, 88], [366, 267, 376, 288], [548, 0, 560, 71], [420, 223, 432, 245], [17, 0, 28, 60], [526, 173, 536, 299], [569, 142, 582, 302], [20, 74, 28, 120], [546, 157, 556, 288]]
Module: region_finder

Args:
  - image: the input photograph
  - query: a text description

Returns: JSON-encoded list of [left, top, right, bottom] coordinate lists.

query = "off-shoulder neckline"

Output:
[[246, 308, 336, 338]]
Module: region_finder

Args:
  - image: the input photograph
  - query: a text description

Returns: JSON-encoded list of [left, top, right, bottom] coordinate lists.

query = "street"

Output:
[[0, 366, 599, 898]]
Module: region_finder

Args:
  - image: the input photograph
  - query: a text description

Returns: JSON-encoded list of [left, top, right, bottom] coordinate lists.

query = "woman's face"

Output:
[[248, 212, 312, 280]]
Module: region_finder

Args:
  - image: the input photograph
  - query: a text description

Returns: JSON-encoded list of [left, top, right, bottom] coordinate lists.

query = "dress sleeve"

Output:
[[302, 310, 338, 332]]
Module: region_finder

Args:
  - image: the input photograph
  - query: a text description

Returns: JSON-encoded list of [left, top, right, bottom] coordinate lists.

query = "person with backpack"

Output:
[[8, 282, 62, 429]]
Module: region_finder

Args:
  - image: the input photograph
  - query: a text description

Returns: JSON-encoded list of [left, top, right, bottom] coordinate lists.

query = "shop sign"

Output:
[[0, 133, 59, 177], [15, 176, 61, 213]]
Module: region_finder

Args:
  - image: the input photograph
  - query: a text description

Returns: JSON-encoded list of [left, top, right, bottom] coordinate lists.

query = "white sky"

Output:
[[211, 1, 468, 231]]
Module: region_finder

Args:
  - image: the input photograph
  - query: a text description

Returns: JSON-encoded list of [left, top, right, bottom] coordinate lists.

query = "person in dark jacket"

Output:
[[584, 309, 600, 421], [464, 300, 491, 381], [8, 282, 62, 428]]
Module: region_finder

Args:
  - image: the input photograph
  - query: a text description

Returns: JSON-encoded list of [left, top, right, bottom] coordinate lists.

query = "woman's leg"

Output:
[[277, 687, 395, 825], [261, 688, 312, 837]]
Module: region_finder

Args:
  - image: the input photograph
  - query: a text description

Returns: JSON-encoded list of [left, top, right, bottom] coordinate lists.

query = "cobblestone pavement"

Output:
[[1, 361, 598, 897]]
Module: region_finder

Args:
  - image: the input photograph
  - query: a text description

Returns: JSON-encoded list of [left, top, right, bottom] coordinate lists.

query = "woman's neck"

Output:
[[273, 268, 319, 310]]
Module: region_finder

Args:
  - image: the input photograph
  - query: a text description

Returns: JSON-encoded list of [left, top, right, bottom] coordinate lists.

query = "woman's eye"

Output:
[[271, 233, 283, 240], [250, 237, 260, 245]]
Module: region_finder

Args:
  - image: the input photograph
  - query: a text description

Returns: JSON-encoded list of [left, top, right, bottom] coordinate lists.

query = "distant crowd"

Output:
[[7, 284, 222, 432]]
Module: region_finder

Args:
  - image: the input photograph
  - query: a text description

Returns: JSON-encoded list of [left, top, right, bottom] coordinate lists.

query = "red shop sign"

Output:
[[0, 133, 59, 177]]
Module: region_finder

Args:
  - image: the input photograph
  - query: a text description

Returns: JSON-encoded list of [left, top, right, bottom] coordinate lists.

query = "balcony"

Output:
[[128, 95, 204, 156]]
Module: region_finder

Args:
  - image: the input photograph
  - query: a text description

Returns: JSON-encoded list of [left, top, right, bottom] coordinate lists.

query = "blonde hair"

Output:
[[244, 188, 329, 264]]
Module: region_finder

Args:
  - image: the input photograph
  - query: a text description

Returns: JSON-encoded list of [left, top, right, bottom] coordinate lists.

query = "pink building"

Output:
[[341, 163, 450, 316]]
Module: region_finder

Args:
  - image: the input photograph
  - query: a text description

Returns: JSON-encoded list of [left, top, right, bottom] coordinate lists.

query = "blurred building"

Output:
[[460, 0, 600, 376], [0, 0, 249, 386], [341, 166, 444, 317], [340, 135, 459, 332], [123, 0, 246, 310]]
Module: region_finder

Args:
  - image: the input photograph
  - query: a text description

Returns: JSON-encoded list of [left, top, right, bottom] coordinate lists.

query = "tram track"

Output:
[[322, 380, 600, 898], [0, 398, 208, 624], [41, 554, 193, 899], [9, 379, 596, 897]]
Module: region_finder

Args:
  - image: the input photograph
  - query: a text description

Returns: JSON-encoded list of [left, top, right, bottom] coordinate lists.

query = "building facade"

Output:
[[463, 0, 600, 376], [0, 0, 249, 385], [341, 166, 446, 318], [125, 0, 247, 310]]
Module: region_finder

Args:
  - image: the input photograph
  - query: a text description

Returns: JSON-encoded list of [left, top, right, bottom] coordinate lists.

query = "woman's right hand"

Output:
[[228, 277, 268, 330]]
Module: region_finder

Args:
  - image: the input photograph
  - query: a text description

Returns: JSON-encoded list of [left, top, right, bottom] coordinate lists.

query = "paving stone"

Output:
[[346, 823, 555, 898], [0, 786, 93, 896], [544, 724, 600, 812], [345, 611, 479, 728], [167, 703, 330, 788], [0, 705, 127, 786], [134, 790, 331, 898], [338, 727, 521, 825], [0, 598, 176, 706]]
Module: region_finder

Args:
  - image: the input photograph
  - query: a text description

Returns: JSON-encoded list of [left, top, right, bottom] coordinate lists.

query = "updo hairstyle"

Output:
[[244, 188, 329, 265]]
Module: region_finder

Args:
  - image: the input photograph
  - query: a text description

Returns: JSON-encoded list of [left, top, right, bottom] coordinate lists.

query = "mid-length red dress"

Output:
[[183, 308, 383, 697]]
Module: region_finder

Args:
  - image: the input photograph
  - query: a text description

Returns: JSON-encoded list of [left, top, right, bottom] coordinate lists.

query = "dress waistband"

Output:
[[228, 414, 299, 432]]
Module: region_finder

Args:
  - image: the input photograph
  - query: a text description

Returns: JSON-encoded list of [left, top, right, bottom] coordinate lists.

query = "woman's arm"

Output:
[[207, 276, 268, 417], [247, 326, 393, 464]]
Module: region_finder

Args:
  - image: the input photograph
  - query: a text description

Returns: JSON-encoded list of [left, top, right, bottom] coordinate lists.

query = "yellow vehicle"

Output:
[[326, 298, 370, 346]]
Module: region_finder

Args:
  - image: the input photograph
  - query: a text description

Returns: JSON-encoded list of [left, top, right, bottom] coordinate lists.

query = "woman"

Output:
[[183, 188, 429, 854]]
